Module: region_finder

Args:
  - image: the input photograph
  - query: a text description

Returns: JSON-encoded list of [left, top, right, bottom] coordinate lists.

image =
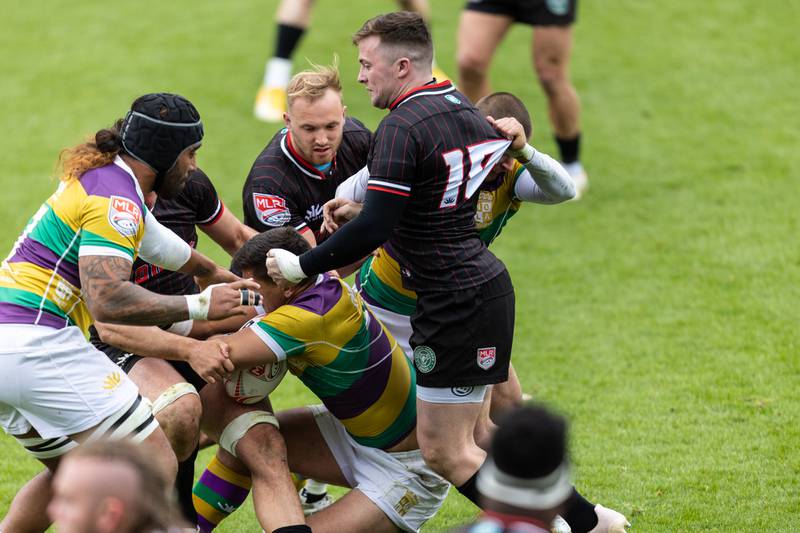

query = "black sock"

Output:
[[175, 445, 199, 524], [562, 488, 598, 533], [555, 134, 581, 164], [273, 526, 312, 533], [274, 24, 305, 60], [456, 470, 481, 507]]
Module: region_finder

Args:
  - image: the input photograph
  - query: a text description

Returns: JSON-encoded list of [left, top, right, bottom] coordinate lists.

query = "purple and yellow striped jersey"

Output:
[[0, 158, 146, 335], [357, 161, 525, 317], [249, 274, 416, 449]]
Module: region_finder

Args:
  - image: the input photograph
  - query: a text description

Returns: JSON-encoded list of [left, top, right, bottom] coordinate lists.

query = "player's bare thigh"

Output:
[[307, 489, 400, 533], [457, 11, 514, 68], [277, 407, 349, 487], [276, 0, 315, 26]]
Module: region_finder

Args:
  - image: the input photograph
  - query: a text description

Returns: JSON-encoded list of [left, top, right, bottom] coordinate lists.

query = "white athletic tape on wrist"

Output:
[[185, 283, 225, 320], [219, 411, 280, 458], [152, 382, 198, 416], [16, 436, 78, 459], [166, 319, 194, 337], [271, 248, 306, 283], [507, 143, 536, 164], [477, 459, 573, 511]]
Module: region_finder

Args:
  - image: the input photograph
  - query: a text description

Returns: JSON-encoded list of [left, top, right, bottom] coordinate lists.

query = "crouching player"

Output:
[[191, 227, 450, 533]]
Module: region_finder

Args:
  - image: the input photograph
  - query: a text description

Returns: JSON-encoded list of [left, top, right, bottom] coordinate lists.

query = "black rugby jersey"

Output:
[[133, 168, 222, 296], [366, 81, 509, 292], [242, 117, 371, 243]]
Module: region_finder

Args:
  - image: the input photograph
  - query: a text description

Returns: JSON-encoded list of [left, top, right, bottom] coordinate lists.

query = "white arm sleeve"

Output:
[[335, 165, 369, 202], [513, 148, 576, 204], [138, 209, 192, 271]]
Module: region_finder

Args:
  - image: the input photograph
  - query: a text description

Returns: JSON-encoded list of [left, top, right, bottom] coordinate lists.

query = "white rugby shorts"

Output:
[[0, 324, 140, 438], [310, 404, 450, 532]]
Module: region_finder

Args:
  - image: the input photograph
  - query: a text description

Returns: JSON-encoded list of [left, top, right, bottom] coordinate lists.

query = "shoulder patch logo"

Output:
[[444, 94, 462, 105], [108, 196, 141, 237], [413, 345, 436, 374], [477, 347, 497, 370], [253, 193, 291, 227]]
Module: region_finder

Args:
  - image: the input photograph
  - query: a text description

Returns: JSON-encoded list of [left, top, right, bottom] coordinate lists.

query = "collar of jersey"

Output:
[[113, 155, 146, 203], [389, 79, 454, 110], [280, 131, 334, 180]]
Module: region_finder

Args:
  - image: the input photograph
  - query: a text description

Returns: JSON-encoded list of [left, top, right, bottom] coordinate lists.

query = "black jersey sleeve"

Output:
[[298, 188, 407, 276], [186, 169, 223, 226]]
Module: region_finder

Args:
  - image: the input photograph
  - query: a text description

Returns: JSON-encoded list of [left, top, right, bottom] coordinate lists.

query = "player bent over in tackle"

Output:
[[0, 93, 260, 532], [190, 228, 449, 533]]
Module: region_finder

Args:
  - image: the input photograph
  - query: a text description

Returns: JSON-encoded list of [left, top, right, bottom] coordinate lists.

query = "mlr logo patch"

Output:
[[253, 193, 291, 226], [477, 347, 496, 370], [108, 196, 141, 237]]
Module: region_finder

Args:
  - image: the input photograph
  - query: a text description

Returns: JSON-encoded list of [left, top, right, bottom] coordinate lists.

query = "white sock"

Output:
[[304, 479, 328, 495], [264, 57, 292, 89], [562, 161, 584, 176]]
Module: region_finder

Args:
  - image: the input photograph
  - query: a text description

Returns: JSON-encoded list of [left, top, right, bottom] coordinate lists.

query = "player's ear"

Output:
[[283, 112, 290, 128], [396, 57, 411, 78], [342, 105, 347, 118]]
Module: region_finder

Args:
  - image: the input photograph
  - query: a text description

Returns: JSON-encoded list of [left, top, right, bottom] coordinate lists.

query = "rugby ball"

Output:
[[224, 361, 287, 404]]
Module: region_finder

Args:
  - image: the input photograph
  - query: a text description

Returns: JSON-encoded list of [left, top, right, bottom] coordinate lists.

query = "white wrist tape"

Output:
[[185, 284, 223, 320], [507, 143, 536, 164], [271, 248, 307, 283], [166, 319, 194, 337]]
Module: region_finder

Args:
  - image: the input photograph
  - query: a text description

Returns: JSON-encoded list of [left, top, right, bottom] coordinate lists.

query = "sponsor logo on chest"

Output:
[[253, 193, 291, 226], [108, 196, 141, 237]]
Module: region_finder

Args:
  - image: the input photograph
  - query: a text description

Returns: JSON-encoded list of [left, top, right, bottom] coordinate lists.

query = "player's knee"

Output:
[[535, 61, 569, 98], [418, 436, 461, 478], [142, 427, 179, 482], [457, 50, 490, 80], [152, 383, 201, 461], [239, 422, 288, 477]]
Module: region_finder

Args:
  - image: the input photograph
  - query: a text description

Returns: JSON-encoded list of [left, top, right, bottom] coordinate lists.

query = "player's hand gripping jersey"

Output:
[[248, 274, 416, 449], [0, 158, 148, 334]]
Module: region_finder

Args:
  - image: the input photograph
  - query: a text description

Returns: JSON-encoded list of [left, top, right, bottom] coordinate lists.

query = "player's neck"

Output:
[[392, 72, 437, 103], [120, 154, 157, 193]]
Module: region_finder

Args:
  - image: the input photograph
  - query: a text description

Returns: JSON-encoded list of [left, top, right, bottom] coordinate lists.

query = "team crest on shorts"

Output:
[[546, 0, 570, 15], [477, 347, 496, 370], [253, 193, 291, 226], [413, 345, 436, 374], [107, 196, 141, 237]]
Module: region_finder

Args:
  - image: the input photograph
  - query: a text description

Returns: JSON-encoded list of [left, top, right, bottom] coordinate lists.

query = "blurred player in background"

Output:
[[48, 439, 185, 533], [456, 0, 589, 197], [254, 0, 448, 122]]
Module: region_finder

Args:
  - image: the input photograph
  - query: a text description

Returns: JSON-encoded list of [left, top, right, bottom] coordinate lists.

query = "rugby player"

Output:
[[191, 228, 449, 533], [325, 92, 574, 429], [457, 0, 589, 197], [266, 13, 627, 533], [244, 64, 371, 246], [0, 93, 260, 532], [48, 440, 185, 533]]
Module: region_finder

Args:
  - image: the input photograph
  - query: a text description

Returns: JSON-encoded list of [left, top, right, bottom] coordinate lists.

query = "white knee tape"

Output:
[[219, 411, 280, 458], [87, 394, 159, 444], [152, 382, 198, 416], [16, 436, 78, 459]]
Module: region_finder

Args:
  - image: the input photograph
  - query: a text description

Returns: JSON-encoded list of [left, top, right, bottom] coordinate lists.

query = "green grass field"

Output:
[[1, 0, 799, 530]]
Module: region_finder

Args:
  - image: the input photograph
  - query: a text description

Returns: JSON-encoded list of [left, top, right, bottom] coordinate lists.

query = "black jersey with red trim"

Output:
[[134, 168, 223, 296], [242, 118, 372, 242], [366, 81, 510, 292]]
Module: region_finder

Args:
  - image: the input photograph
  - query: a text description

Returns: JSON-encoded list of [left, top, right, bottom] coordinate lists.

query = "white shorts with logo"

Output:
[[363, 300, 413, 361], [0, 324, 140, 438], [310, 404, 450, 532]]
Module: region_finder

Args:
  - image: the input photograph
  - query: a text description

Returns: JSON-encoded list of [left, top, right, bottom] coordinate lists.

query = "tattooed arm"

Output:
[[80, 255, 260, 325]]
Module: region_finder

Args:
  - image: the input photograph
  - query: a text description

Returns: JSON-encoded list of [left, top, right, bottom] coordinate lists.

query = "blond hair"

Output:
[[286, 62, 342, 108], [58, 119, 124, 182]]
